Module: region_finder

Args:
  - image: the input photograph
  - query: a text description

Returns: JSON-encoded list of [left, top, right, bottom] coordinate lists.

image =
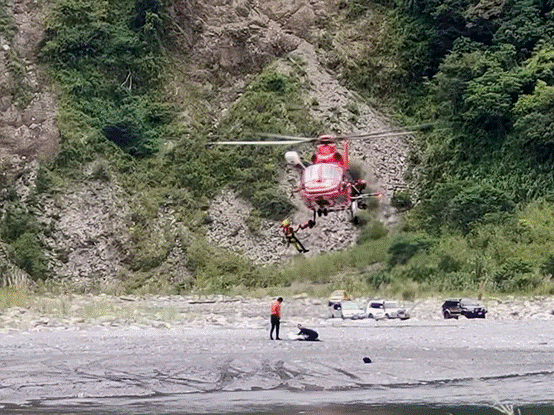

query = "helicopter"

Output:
[[210, 126, 427, 227]]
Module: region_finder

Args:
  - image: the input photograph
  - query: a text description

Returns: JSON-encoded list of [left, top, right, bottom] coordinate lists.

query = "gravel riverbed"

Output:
[[2, 294, 554, 414], [2, 294, 554, 332]]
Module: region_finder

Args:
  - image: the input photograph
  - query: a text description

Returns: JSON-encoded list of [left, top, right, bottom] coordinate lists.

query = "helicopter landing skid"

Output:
[[316, 208, 329, 218]]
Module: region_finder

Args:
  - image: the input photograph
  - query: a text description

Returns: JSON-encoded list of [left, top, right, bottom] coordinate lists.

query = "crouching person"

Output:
[[297, 324, 319, 341]]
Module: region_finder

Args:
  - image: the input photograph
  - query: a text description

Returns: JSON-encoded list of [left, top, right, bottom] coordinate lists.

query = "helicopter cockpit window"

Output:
[[305, 164, 342, 182]]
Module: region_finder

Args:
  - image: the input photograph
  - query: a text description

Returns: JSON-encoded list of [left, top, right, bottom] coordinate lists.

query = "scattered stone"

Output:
[[34, 318, 49, 326], [0, 294, 553, 334]]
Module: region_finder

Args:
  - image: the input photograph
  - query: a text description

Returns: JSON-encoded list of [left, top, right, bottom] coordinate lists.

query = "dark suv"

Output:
[[442, 298, 487, 319]]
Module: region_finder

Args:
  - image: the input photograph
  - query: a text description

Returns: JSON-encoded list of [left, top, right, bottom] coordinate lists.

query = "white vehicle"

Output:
[[340, 301, 366, 320], [328, 290, 350, 305], [328, 290, 351, 318], [366, 300, 410, 320], [329, 302, 343, 318]]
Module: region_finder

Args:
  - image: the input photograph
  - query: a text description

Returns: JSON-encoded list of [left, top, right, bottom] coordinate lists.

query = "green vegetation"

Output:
[[166, 67, 323, 215], [0, 175, 50, 281], [4, 0, 554, 299], [313, 0, 554, 297], [15, 0, 325, 292], [40, 0, 170, 158], [1, 0, 34, 107], [259, 199, 554, 298], [0, 1, 16, 42], [0, 288, 27, 310]]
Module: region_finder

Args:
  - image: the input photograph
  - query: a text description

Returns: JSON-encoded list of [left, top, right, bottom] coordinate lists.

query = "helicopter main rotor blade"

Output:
[[352, 193, 382, 201], [340, 131, 420, 141], [257, 133, 316, 143], [208, 124, 435, 146], [209, 139, 307, 146], [337, 124, 434, 140]]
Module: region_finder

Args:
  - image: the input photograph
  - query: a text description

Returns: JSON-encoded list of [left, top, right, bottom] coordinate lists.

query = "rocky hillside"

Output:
[[0, 0, 411, 288], [205, 39, 409, 264], [0, 0, 59, 166]]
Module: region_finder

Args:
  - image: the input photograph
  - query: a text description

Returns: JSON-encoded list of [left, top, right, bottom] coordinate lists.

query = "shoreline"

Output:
[[1, 293, 554, 332]]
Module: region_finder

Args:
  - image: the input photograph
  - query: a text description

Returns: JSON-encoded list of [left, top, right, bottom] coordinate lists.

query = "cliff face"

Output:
[[0, 0, 59, 168], [0, 0, 410, 288]]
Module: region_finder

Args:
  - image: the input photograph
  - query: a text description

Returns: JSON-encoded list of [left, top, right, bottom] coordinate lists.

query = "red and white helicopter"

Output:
[[283, 133, 375, 225], [211, 126, 424, 227]]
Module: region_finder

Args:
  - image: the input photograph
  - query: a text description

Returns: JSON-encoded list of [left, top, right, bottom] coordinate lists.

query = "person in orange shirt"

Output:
[[270, 297, 283, 340]]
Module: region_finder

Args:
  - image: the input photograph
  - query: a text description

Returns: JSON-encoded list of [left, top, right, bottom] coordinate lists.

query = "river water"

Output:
[[1, 319, 553, 414]]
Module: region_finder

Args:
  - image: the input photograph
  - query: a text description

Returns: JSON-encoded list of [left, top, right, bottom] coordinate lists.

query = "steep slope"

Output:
[[0, 0, 59, 167], [1, 0, 60, 286], [205, 39, 410, 264], [0, 0, 410, 287]]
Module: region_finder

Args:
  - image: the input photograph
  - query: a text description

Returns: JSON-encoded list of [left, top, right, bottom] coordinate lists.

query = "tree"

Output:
[[493, 0, 554, 57], [445, 183, 514, 233], [462, 67, 523, 134], [513, 80, 554, 148]]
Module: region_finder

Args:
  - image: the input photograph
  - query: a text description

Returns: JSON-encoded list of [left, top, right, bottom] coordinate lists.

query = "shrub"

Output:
[[493, 259, 533, 291], [513, 80, 554, 156], [186, 239, 263, 289], [0, 205, 40, 243], [246, 210, 262, 235], [387, 233, 434, 267], [436, 271, 475, 291], [437, 253, 460, 273], [357, 220, 388, 244], [421, 181, 515, 234], [541, 254, 554, 277], [0, 170, 18, 202], [89, 160, 111, 181], [404, 261, 437, 283], [250, 189, 295, 221], [365, 270, 391, 288], [391, 189, 413, 210], [511, 273, 542, 291], [11, 232, 49, 281], [448, 184, 515, 232], [0, 1, 16, 42], [346, 0, 372, 19], [35, 165, 54, 193]]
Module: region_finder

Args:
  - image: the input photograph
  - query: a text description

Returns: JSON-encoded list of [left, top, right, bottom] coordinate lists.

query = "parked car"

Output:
[[329, 301, 343, 318], [328, 290, 350, 306], [442, 298, 487, 319], [366, 300, 410, 320], [328, 290, 351, 318], [339, 301, 366, 319]]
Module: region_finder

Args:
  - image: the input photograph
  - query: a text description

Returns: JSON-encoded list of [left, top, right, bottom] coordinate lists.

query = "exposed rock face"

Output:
[[170, 0, 339, 107], [1, 0, 410, 284], [206, 40, 409, 263], [39, 181, 131, 287], [0, 0, 59, 168], [280, 41, 410, 201], [206, 189, 285, 264]]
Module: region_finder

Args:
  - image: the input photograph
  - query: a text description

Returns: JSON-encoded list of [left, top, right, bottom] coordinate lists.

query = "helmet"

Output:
[[282, 219, 289, 227]]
